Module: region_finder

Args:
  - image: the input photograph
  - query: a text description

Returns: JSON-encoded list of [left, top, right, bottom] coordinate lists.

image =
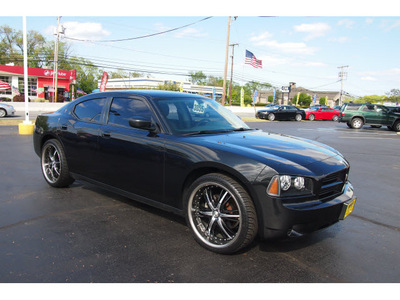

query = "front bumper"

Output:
[[254, 182, 356, 239]]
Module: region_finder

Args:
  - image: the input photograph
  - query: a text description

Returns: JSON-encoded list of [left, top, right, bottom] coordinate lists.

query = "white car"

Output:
[[0, 102, 16, 118]]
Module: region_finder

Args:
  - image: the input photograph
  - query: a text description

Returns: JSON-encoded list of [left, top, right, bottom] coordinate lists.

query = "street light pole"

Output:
[[338, 65, 349, 106], [228, 43, 239, 106]]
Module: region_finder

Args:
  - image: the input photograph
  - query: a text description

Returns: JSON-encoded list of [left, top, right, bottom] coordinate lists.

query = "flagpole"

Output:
[[18, 16, 34, 135]]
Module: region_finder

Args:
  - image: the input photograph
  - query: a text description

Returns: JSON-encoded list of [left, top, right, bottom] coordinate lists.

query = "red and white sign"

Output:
[[99, 72, 109, 92], [0, 65, 76, 80]]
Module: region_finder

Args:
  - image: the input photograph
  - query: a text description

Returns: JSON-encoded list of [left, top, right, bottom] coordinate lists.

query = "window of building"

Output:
[[0, 76, 12, 95], [74, 98, 107, 123], [108, 97, 153, 128], [18, 77, 38, 96]]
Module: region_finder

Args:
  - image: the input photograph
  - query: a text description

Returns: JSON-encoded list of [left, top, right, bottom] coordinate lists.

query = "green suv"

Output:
[[338, 103, 400, 131]]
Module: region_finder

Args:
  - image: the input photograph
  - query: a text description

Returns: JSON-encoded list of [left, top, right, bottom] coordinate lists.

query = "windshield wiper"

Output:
[[182, 129, 233, 136], [232, 127, 254, 131]]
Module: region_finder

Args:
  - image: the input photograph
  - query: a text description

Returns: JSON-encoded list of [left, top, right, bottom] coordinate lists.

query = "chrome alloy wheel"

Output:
[[188, 182, 242, 248], [42, 143, 61, 184]]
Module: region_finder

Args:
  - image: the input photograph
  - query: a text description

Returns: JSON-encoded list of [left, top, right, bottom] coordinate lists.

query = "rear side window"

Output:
[[108, 97, 153, 128], [74, 98, 106, 122]]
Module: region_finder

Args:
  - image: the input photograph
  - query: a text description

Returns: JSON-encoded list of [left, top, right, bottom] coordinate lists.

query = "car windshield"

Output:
[[155, 97, 250, 135]]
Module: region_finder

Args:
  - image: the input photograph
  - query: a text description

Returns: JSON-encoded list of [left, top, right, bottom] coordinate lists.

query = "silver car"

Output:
[[0, 102, 16, 118]]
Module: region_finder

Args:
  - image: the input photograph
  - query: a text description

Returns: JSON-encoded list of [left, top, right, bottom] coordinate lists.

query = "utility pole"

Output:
[[53, 16, 62, 103], [228, 43, 239, 106], [222, 16, 231, 106], [338, 65, 349, 106]]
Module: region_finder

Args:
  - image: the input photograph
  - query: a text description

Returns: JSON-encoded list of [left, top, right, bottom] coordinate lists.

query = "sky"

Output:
[[1, 0, 400, 97]]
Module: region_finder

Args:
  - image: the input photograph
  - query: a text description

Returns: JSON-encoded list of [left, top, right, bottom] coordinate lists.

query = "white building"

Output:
[[97, 77, 223, 99]]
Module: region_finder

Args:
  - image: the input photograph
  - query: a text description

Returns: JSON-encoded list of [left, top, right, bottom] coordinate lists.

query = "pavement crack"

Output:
[[0, 203, 123, 231]]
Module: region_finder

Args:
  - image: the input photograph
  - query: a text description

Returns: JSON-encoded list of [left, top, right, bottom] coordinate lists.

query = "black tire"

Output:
[[185, 173, 258, 254], [346, 122, 352, 128], [350, 117, 364, 129], [295, 114, 302, 121], [393, 121, 400, 132], [332, 115, 339, 122], [308, 114, 315, 121], [41, 139, 75, 187], [267, 113, 275, 121]]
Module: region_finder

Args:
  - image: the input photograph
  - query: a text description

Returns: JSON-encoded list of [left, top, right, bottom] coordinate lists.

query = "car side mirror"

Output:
[[129, 118, 156, 132]]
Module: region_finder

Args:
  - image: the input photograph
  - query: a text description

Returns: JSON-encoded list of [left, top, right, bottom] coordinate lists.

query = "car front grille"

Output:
[[317, 169, 348, 199]]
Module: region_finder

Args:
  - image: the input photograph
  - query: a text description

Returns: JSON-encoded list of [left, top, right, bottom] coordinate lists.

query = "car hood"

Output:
[[186, 130, 348, 175]]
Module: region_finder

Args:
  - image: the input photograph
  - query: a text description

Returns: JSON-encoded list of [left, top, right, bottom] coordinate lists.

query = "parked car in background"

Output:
[[256, 105, 306, 121], [0, 102, 15, 118], [305, 107, 340, 121], [332, 105, 342, 111], [33, 90, 356, 254], [309, 105, 327, 109], [339, 102, 400, 131]]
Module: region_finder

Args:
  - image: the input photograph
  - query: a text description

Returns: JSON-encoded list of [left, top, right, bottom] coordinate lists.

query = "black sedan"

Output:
[[33, 90, 356, 254], [256, 105, 306, 121]]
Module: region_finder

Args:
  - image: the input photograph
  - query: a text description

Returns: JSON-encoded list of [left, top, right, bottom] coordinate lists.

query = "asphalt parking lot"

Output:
[[0, 119, 399, 283]]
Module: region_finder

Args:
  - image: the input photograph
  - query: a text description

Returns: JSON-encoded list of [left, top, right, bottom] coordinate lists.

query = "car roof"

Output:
[[76, 90, 206, 100]]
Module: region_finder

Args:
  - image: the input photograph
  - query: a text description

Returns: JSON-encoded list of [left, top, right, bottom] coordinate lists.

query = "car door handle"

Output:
[[60, 124, 68, 130], [102, 132, 111, 138]]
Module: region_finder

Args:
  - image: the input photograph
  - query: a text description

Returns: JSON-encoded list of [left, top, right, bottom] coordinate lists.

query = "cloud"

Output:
[[293, 23, 331, 40], [361, 76, 378, 81], [250, 32, 317, 55], [381, 20, 400, 32], [328, 36, 351, 43], [174, 27, 207, 38], [338, 19, 356, 29], [46, 22, 111, 40]]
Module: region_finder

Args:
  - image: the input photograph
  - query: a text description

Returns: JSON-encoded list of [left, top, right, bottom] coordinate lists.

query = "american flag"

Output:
[[77, 88, 87, 95], [12, 86, 20, 95], [245, 50, 262, 68], [0, 80, 11, 91]]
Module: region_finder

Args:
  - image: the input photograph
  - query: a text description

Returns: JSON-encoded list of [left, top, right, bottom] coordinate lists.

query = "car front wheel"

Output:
[[0, 108, 6, 118], [41, 139, 75, 187], [393, 121, 400, 132], [267, 113, 275, 121], [185, 173, 258, 254]]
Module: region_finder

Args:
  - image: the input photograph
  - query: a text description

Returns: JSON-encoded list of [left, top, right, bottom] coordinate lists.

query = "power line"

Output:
[[63, 17, 213, 43]]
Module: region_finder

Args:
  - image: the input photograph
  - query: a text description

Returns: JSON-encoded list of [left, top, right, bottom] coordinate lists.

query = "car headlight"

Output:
[[267, 175, 313, 197]]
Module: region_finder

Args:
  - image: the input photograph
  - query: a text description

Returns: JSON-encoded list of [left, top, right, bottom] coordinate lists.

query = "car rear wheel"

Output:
[[267, 113, 275, 121], [350, 118, 364, 129], [0, 108, 6, 118], [332, 115, 339, 122], [308, 114, 315, 121], [185, 173, 258, 254], [41, 139, 75, 187], [295, 114, 302, 121]]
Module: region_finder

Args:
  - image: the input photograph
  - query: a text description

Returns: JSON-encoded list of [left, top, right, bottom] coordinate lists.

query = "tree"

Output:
[[206, 76, 224, 87], [0, 25, 49, 67], [188, 71, 207, 85], [319, 97, 326, 105], [293, 93, 312, 107], [386, 89, 400, 97], [245, 80, 272, 93]]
